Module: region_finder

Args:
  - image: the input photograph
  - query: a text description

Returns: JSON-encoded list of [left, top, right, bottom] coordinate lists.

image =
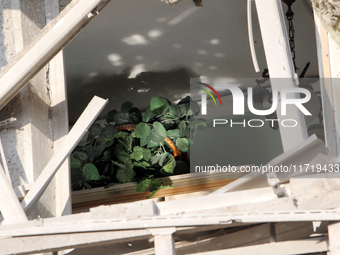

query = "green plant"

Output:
[[71, 96, 206, 197]]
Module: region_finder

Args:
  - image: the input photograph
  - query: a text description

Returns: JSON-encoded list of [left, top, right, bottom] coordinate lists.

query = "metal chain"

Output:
[[285, 3, 297, 71]]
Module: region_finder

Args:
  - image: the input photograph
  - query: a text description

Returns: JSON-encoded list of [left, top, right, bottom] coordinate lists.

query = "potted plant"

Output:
[[71, 96, 206, 198]]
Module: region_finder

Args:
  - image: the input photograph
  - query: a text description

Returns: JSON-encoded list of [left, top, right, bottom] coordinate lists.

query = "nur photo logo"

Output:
[[196, 81, 312, 128], [196, 82, 222, 115]]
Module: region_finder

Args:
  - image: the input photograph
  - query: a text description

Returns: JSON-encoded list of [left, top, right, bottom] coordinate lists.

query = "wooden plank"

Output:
[[0, 226, 230, 255], [72, 169, 243, 212], [0, 229, 152, 255], [19, 167, 240, 208], [0, 162, 28, 224], [73, 169, 243, 204], [255, 0, 308, 151], [46, 0, 72, 217], [124, 222, 313, 255], [50, 52, 71, 216], [189, 238, 328, 255], [313, 12, 340, 255], [329, 29, 340, 158], [247, 0, 260, 72], [0, 0, 111, 110], [151, 228, 176, 255], [0, 137, 11, 182], [177, 222, 314, 255], [156, 185, 281, 216], [327, 27, 340, 255], [72, 178, 236, 213], [0, 207, 339, 237], [314, 11, 338, 154], [328, 222, 340, 255], [21, 96, 108, 211], [329, 35, 340, 78]]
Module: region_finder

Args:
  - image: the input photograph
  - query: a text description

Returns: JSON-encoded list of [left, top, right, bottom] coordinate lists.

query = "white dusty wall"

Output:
[[0, 0, 70, 221]]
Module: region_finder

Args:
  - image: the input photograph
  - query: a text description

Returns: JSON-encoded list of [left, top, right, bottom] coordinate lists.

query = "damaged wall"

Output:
[[0, 0, 70, 221]]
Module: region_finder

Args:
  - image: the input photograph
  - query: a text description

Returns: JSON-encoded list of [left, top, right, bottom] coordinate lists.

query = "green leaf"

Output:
[[114, 131, 129, 139], [159, 118, 176, 130], [86, 145, 105, 163], [102, 150, 112, 160], [116, 151, 131, 165], [103, 163, 114, 176], [83, 182, 92, 190], [131, 146, 144, 161], [149, 179, 163, 192], [191, 118, 207, 130], [114, 141, 127, 155], [150, 129, 164, 143], [100, 125, 117, 139], [112, 113, 131, 125], [179, 96, 199, 115], [167, 129, 181, 139], [103, 163, 110, 175], [121, 101, 133, 113], [178, 120, 187, 136], [112, 160, 126, 168], [114, 133, 133, 152], [71, 169, 85, 191], [135, 123, 151, 138], [151, 153, 161, 165], [85, 147, 95, 163], [105, 139, 114, 147], [82, 163, 100, 181], [177, 96, 190, 105], [129, 152, 135, 160], [151, 121, 166, 137], [136, 179, 152, 192], [146, 189, 159, 199], [113, 111, 141, 125], [97, 175, 111, 183], [159, 97, 172, 106], [130, 147, 151, 162], [191, 124, 198, 137], [147, 140, 159, 148], [86, 133, 95, 144], [140, 136, 150, 147], [159, 97, 171, 112], [129, 107, 142, 119], [73, 151, 87, 162], [177, 103, 189, 117], [165, 105, 180, 119], [162, 156, 176, 174], [143, 149, 151, 161], [70, 157, 82, 169], [88, 123, 101, 136], [133, 161, 151, 168], [106, 109, 118, 123], [133, 146, 144, 153], [150, 97, 166, 115], [176, 137, 190, 152], [142, 107, 152, 122], [190, 100, 200, 116], [129, 113, 142, 124], [116, 166, 135, 183], [145, 180, 174, 198], [158, 152, 172, 166]]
